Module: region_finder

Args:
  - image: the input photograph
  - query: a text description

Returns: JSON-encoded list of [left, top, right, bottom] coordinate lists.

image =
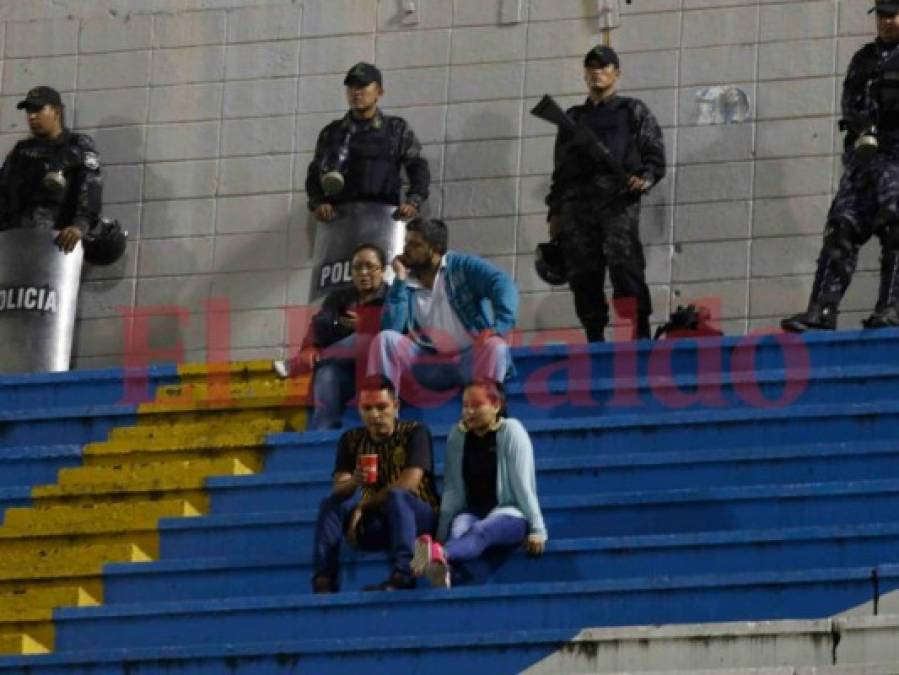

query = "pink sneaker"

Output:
[[426, 541, 451, 589], [411, 534, 432, 577]]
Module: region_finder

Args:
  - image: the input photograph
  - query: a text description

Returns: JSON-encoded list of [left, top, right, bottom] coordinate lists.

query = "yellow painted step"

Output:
[[133, 408, 307, 432], [0, 633, 32, 655], [51, 455, 260, 489], [109, 418, 285, 441], [135, 408, 295, 426], [0, 582, 101, 608], [141, 394, 306, 414], [0, 532, 157, 559], [0, 579, 102, 606], [179, 359, 281, 381], [0, 618, 54, 654], [0, 543, 153, 581], [84, 432, 269, 455], [2, 498, 205, 534]]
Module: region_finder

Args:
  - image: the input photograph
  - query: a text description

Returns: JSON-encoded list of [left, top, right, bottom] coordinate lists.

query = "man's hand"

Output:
[[345, 506, 364, 547], [474, 328, 498, 347], [337, 309, 358, 330], [394, 203, 418, 221], [296, 347, 320, 373], [391, 255, 408, 281], [548, 215, 562, 239], [314, 203, 337, 222], [55, 227, 82, 254], [626, 175, 649, 193]]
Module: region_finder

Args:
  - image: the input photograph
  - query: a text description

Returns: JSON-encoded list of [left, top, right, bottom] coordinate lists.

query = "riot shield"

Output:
[[0, 229, 83, 373], [309, 202, 405, 302]]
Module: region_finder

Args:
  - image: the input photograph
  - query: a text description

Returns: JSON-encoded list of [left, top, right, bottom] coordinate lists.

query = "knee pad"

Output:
[[823, 218, 859, 259]]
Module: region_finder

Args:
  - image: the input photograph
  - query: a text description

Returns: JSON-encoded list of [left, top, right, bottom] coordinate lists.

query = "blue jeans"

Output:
[[367, 329, 510, 405], [444, 512, 528, 564], [313, 488, 436, 586], [309, 334, 362, 430]]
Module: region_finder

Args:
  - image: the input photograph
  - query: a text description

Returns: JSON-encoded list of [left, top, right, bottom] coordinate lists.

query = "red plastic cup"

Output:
[[359, 454, 378, 484]]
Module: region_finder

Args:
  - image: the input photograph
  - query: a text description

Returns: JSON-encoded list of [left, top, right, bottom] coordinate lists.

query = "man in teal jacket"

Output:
[[367, 217, 518, 404]]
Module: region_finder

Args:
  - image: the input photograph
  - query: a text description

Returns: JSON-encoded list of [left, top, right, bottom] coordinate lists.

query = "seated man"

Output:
[[311, 375, 439, 592], [367, 217, 518, 406], [274, 243, 388, 429]]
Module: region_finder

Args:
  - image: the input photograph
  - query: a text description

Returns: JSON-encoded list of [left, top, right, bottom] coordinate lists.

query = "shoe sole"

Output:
[[426, 559, 450, 589], [411, 536, 431, 578]]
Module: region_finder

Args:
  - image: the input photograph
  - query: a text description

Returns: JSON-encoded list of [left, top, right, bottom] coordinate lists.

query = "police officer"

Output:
[[0, 86, 103, 254], [546, 46, 666, 342], [305, 63, 430, 223], [783, 1, 899, 332]]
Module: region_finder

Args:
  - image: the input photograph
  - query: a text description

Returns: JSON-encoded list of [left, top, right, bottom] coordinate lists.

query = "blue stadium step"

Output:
[[215, 440, 899, 512], [104, 522, 899, 602], [265, 400, 899, 469], [0, 628, 620, 675], [50, 565, 894, 652], [508, 329, 899, 382], [0, 444, 81, 487], [376, 362, 899, 424], [158, 479, 899, 559], [0, 365, 178, 413]]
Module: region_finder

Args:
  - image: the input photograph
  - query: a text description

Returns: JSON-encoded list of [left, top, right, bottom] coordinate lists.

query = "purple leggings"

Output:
[[444, 512, 528, 563]]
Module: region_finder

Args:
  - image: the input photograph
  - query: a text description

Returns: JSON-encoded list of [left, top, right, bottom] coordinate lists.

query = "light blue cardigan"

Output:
[[437, 417, 547, 542]]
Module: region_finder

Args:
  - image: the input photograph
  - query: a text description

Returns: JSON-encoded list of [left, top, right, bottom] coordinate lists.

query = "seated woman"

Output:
[[274, 243, 388, 429], [412, 379, 547, 588]]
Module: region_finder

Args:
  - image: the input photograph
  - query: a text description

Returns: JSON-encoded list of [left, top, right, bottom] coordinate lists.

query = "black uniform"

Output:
[[783, 38, 899, 331], [546, 95, 666, 341], [306, 110, 430, 212], [0, 130, 103, 235]]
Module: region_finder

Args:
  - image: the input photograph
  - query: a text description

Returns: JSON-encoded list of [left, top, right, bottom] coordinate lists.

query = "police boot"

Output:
[[781, 221, 858, 333], [863, 250, 899, 328]]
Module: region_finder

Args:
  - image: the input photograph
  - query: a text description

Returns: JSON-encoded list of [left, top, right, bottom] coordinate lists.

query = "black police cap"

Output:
[[17, 86, 63, 110], [584, 45, 620, 69], [871, 1, 899, 14], [344, 62, 383, 87]]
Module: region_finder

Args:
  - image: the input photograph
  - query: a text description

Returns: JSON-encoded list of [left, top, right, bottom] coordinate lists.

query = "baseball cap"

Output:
[[584, 45, 620, 69], [17, 86, 63, 110], [344, 62, 383, 87]]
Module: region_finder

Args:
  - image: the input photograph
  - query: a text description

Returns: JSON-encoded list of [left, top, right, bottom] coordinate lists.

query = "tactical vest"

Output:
[[341, 121, 401, 204], [571, 103, 641, 174]]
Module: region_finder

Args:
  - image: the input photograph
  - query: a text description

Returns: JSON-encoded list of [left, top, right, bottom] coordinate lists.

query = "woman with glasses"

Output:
[[275, 242, 388, 429], [412, 379, 547, 588]]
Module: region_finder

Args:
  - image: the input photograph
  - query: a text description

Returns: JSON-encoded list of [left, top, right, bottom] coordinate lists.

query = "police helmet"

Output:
[[83, 217, 128, 265], [534, 239, 567, 286]]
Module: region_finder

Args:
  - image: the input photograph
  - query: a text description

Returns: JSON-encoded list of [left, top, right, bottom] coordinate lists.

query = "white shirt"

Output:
[[408, 257, 473, 354]]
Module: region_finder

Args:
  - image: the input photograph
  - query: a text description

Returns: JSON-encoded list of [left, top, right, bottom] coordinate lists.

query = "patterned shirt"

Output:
[[334, 420, 440, 511]]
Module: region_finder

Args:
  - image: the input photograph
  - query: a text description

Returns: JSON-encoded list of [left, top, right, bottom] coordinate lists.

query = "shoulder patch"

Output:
[[83, 152, 100, 170]]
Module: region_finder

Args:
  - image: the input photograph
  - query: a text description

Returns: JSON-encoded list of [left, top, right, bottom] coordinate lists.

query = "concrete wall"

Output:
[[0, 0, 874, 367]]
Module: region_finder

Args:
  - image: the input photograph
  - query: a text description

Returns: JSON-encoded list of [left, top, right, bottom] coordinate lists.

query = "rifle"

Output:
[[530, 94, 629, 186]]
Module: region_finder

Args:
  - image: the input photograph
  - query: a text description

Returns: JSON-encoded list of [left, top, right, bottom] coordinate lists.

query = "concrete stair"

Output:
[[0, 334, 895, 671]]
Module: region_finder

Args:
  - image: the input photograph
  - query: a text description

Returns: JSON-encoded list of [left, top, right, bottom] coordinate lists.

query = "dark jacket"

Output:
[[546, 95, 665, 218], [303, 282, 388, 350], [841, 40, 899, 155], [0, 130, 103, 233], [306, 110, 430, 210]]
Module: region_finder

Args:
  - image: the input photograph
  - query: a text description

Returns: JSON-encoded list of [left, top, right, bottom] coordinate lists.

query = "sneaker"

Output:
[[363, 572, 416, 592], [426, 542, 451, 589], [273, 359, 291, 379], [411, 534, 432, 577]]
